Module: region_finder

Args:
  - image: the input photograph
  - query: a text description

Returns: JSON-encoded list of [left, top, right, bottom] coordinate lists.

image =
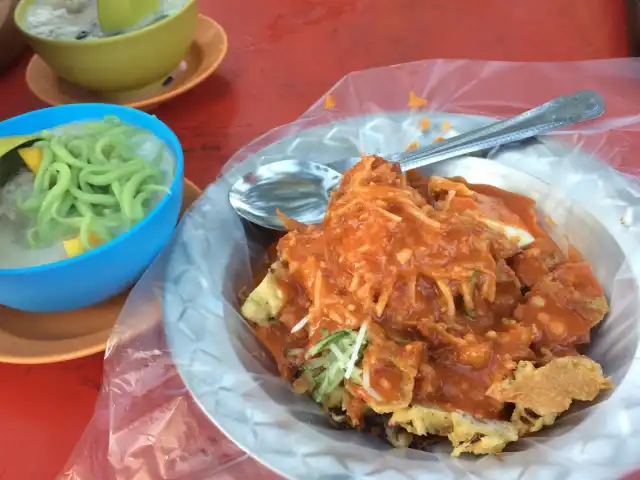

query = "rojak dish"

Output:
[[240, 155, 613, 456]]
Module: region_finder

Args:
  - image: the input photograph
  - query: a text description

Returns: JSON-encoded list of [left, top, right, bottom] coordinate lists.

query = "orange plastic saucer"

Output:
[[25, 15, 228, 111]]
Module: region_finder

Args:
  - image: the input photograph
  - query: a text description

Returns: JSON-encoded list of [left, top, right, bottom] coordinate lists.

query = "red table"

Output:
[[0, 1, 632, 479]]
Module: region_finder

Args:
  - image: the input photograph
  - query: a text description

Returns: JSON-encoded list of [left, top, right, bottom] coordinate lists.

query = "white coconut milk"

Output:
[[23, 0, 190, 41]]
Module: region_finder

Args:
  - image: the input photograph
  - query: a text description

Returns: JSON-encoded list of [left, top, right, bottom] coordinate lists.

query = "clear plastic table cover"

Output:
[[60, 59, 640, 480]]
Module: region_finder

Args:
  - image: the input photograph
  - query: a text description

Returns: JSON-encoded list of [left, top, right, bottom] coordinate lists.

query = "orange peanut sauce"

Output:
[[245, 156, 607, 422]]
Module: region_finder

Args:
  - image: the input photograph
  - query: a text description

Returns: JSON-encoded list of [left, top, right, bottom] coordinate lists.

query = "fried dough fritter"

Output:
[[486, 356, 613, 417]]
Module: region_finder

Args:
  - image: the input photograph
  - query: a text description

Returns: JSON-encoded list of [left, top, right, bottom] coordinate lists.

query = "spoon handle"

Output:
[[392, 90, 605, 172]]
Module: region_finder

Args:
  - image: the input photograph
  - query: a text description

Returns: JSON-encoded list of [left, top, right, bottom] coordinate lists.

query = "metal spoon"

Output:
[[229, 90, 605, 230]]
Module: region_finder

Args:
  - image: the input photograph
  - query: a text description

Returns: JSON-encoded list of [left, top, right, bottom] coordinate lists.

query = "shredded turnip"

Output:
[[363, 366, 382, 401], [344, 323, 367, 380], [290, 315, 308, 333]]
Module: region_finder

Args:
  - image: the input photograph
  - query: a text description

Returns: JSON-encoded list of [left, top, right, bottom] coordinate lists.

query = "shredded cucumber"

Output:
[[304, 355, 330, 371], [305, 330, 353, 359], [303, 326, 369, 403]]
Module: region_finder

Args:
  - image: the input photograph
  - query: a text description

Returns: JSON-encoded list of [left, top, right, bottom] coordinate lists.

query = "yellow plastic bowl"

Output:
[[14, 0, 198, 92]]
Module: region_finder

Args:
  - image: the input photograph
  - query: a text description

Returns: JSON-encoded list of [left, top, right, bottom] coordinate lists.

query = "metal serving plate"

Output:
[[163, 112, 640, 480]]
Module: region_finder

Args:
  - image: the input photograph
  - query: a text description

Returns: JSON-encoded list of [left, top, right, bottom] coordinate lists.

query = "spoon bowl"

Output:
[[229, 159, 342, 230]]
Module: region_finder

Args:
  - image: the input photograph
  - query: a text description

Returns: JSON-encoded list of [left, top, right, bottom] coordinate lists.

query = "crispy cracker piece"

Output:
[[390, 405, 453, 437], [486, 356, 613, 417], [389, 405, 519, 456], [511, 237, 565, 287], [449, 412, 519, 457], [362, 341, 423, 414], [240, 262, 285, 325], [510, 404, 557, 435], [429, 176, 534, 248], [514, 262, 609, 346]]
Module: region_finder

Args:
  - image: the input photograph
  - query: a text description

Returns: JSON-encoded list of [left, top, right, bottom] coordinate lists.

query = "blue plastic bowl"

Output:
[[0, 104, 184, 313]]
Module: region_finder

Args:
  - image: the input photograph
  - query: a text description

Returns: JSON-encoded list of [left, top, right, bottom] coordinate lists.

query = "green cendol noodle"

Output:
[[19, 116, 170, 250]]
